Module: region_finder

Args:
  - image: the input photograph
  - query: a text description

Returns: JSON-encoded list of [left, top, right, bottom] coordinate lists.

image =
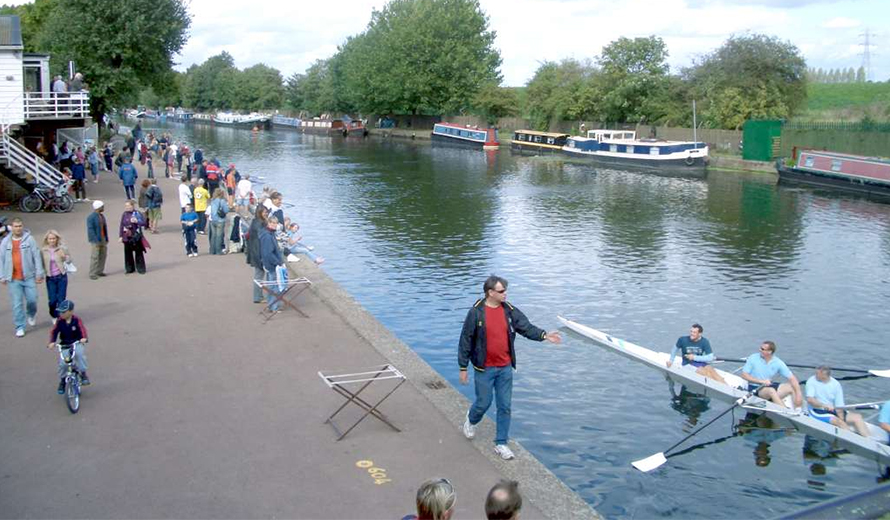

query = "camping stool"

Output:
[[254, 276, 312, 322], [318, 364, 407, 441]]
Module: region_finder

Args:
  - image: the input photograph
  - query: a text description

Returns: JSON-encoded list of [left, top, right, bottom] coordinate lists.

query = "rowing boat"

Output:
[[557, 316, 890, 467]]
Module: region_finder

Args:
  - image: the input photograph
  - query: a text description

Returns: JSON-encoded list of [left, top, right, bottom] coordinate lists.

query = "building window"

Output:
[[804, 156, 815, 167], [626, 145, 634, 154], [610, 144, 618, 152], [831, 159, 842, 172], [650, 147, 660, 156], [547, 137, 555, 144]]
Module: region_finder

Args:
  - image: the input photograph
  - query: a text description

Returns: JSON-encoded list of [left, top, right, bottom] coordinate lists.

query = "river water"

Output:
[[144, 121, 890, 519]]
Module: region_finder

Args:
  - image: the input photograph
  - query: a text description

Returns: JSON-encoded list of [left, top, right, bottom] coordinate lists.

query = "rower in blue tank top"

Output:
[[740, 340, 803, 409], [880, 401, 890, 439]]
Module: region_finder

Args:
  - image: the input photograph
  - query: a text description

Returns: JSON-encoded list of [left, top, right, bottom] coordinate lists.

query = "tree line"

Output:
[[807, 66, 867, 84], [1, 0, 818, 131]]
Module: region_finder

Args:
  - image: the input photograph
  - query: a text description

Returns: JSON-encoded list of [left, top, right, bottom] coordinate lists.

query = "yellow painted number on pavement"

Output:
[[355, 460, 392, 485]]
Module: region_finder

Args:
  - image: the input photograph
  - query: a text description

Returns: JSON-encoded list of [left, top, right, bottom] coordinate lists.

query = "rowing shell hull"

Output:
[[557, 316, 890, 466]]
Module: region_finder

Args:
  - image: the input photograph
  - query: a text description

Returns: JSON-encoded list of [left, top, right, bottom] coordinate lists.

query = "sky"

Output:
[[15, 0, 890, 84]]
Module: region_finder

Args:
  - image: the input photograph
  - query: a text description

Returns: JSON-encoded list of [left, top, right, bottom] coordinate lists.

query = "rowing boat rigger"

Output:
[[556, 316, 890, 467]]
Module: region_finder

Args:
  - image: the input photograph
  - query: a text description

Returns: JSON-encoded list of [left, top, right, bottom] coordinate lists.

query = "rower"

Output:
[[740, 341, 803, 410], [880, 401, 890, 436], [666, 323, 726, 384], [805, 365, 870, 436]]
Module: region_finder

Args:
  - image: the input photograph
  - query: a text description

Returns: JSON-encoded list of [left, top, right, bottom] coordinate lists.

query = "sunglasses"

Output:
[[493, 288, 507, 294]]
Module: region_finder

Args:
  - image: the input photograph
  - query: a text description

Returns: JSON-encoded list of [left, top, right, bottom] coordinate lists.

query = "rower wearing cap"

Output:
[[740, 341, 803, 409], [666, 324, 726, 385], [805, 365, 870, 436]]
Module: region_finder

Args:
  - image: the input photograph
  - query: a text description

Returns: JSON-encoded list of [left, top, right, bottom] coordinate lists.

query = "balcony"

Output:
[[23, 91, 89, 120]]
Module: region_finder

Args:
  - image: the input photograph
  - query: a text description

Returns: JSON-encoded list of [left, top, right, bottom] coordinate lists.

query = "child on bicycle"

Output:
[[46, 299, 90, 393]]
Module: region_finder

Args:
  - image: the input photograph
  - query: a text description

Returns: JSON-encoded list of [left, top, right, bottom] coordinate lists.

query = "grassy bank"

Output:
[[797, 82, 890, 121]]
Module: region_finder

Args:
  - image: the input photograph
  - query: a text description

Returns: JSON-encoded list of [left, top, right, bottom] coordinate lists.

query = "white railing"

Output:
[[0, 123, 65, 188], [23, 91, 90, 120]]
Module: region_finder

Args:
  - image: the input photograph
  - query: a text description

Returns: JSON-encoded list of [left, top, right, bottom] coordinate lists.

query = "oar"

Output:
[[632, 394, 750, 472], [716, 358, 890, 378], [837, 401, 885, 410]]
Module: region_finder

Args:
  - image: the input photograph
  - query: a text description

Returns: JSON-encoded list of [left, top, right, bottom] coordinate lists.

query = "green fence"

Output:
[[780, 121, 890, 158], [742, 120, 783, 161]]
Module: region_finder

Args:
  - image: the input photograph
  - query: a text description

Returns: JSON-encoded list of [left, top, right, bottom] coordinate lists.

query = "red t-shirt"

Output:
[[484, 305, 511, 367]]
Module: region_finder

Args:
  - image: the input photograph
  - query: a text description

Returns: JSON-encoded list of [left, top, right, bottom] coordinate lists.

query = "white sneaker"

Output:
[[462, 411, 476, 439], [287, 254, 300, 262], [494, 444, 515, 460], [15, 328, 24, 338], [27, 315, 36, 327]]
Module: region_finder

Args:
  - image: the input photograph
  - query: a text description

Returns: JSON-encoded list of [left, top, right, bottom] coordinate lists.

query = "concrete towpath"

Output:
[[0, 159, 599, 519]]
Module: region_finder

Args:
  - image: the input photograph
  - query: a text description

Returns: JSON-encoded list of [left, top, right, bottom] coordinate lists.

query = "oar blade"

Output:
[[868, 369, 890, 378], [632, 452, 667, 472]]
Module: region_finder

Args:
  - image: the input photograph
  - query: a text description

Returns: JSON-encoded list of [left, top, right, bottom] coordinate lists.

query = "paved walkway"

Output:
[[0, 160, 598, 519]]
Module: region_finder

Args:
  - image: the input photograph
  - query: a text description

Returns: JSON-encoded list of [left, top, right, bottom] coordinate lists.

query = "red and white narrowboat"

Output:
[[777, 150, 890, 198]]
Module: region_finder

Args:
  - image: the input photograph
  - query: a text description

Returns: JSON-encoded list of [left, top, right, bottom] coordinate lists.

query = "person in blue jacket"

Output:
[[70, 157, 87, 201], [259, 216, 284, 311], [118, 158, 137, 199]]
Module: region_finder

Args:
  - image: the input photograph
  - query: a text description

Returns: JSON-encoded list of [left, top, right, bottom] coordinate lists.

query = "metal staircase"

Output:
[[0, 123, 65, 192]]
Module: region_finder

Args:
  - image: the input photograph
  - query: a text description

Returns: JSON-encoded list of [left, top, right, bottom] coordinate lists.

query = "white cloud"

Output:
[[821, 17, 861, 28]]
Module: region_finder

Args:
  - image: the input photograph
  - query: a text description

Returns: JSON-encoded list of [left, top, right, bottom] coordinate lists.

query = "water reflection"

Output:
[[668, 383, 711, 427]]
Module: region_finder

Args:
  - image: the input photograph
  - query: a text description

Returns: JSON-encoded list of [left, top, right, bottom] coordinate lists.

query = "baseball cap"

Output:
[[92, 200, 104, 210], [56, 300, 74, 313]]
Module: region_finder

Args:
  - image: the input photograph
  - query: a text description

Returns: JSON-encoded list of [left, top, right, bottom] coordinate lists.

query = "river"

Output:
[[140, 120, 890, 519]]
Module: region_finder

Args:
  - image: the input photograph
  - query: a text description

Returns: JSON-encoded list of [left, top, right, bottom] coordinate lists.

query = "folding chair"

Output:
[[318, 364, 406, 440], [254, 275, 312, 322]]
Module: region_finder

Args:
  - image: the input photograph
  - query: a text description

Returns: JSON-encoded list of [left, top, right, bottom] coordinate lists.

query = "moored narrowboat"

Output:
[[562, 129, 708, 174], [431, 123, 498, 149], [271, 114, 302, 128], [511, 130, 569, 154], [776, 150, 890, 198], [298, 117, 367, 137]]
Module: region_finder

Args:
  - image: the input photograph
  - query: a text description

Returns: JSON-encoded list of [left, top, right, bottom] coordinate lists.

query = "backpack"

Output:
[[216, 201, 226, 219], [152, 186, 164, 205]]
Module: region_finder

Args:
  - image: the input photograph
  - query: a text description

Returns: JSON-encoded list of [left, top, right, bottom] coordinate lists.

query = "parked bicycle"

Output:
[[20, 179, 73, 213], [56, 342, 85, 413]]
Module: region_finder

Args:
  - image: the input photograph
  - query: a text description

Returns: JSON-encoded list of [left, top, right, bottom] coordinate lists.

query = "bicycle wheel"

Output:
[[52, 194, 74, 213], [20, 194, 43, 213], [65, 376, 80, 414]]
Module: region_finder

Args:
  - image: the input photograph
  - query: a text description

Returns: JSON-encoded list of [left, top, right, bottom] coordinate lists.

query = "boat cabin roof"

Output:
[[802, 149, 890, 165], [515, 129, 569, 138], [587, 129, 636, 141]]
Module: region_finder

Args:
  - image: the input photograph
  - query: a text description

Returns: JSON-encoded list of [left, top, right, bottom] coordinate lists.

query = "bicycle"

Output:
[[56, 342, 84, 413], [20, 179, 74, 213]]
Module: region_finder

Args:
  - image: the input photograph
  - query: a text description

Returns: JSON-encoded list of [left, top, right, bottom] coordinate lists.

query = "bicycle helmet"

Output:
[[55, 300, 74, 313]]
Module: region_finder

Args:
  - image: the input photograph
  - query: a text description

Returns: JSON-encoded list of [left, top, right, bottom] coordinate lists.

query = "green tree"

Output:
[[0, 0, 56, 52], [688, 34, 807, 129], [36, 0, 190, 126], [856, 66, 866, 83], [232, 64, 284, 111], [595, 36, 672, 124], [180, 52, 237, 111], [525, 59, 597, 130], [471, 83, 518, 124], [338, 0, 501, 115], [285, 58, 340, 115]]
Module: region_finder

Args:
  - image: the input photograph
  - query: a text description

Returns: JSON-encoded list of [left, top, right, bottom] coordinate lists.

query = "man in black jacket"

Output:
[[246, 206, 268, 304], [458, 275, 560, 460]]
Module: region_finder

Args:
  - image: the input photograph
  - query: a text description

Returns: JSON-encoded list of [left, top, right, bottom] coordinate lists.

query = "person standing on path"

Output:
[[209, 188, 229, 255], [246, 205, 268, 304], [86, 201, 108, 279], [259, 215, 284, 312], [235, 173, 252, 214], [0, 217, 45, 337], [458, 275, 561, 460], [103, 142, 114, 172], [119, 200, 147, 275], [118, 158, 137, 199], [88, 146, 100, 183], [193, 179, 210, 235], [180, 203, 199, 257], [40, 230, 71, 324], [145, 179, 163, 234], [178, 175, 192, 214], [71, 156, 87, 201]]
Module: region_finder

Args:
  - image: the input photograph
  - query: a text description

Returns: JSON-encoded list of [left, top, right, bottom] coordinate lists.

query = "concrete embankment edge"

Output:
[[289, 260, 603, 520]]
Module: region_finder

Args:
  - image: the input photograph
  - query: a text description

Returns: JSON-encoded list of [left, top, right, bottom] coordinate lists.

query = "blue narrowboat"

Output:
[[562, 129, 708, 174], [272, 114, 302, 128], [431, 123, 499, 149]]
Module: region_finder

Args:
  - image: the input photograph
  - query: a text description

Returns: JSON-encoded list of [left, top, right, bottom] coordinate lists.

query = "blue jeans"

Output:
[[287, 242, 319, 263], [46, 273, 68, 318], [210, 221, 225, 254], [469, 366, 513, 445], [7, 278, 38, 331], [58, 341, 88, 379], [264, 269, 280, 311], [124, 184, 135, 199], [253, 266, 265, 303]]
